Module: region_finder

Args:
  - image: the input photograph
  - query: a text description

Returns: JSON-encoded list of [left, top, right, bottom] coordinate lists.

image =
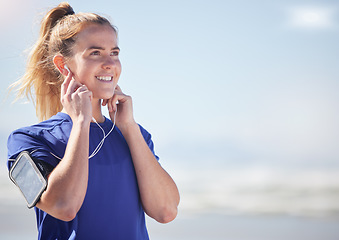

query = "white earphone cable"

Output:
[[49, 110, 117, 160], [89, 110, 116, 159]]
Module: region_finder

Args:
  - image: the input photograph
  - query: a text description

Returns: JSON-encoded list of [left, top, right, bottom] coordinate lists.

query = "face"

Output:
[[67, 24, 121, 100]]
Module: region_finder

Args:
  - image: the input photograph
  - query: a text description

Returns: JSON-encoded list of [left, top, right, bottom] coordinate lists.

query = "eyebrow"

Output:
[[87, 46, 120, 51]]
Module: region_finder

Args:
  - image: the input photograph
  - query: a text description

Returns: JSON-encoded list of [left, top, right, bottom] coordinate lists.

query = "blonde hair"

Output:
[[12, 2, 116, 121]]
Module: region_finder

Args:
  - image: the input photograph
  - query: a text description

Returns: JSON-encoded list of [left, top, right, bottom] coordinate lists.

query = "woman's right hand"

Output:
[[38, 71, 92, 221], [60, 72, 93, 124]]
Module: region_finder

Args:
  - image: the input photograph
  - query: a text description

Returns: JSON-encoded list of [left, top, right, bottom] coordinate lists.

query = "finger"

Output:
[[106, 95, 118, 113], [66, 79, 82, 96], [111, 92, 129, 112], [75, 84, 88, 93], [106, 96, 115, 112], [80, 89, 93, 101], [76, 85, 93, 101], [61, 72, 73, 97], [115, 85, 122, 93], [102, 99, 108, 106]]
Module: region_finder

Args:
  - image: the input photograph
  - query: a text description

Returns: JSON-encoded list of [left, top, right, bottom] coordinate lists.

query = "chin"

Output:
[[99, 93, 114, 100], [92, 88, 112, 98]]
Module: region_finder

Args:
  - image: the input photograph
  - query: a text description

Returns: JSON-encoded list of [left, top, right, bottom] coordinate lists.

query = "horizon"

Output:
[[1, 0, 338, 184]]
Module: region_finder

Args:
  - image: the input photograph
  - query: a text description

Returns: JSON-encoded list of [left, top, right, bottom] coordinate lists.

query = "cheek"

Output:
[[76, 73, 88, 85], [116, 63, 122, 77], [114, 63, 121, 78], [76, 65, 93, 84], [118, 61, 122, 72]]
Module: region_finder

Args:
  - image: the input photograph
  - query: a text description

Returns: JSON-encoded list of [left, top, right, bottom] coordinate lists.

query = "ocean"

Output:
[[172, 163, 339, 218], [1, 158, 339, 239]]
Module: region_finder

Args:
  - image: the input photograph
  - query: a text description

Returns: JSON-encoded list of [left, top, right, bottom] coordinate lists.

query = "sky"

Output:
[[0, 0, 338, 171]]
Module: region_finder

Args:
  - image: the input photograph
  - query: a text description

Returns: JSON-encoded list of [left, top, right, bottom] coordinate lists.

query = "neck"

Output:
[[91, 99, 105, 123]]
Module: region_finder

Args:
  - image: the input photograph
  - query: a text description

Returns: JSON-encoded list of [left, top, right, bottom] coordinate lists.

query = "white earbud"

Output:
[[64, 64, 70, 73]]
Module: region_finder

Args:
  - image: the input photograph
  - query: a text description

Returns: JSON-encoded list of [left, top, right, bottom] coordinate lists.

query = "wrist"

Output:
[[61, 108, 92, 126], [73, 116, 92, 129]]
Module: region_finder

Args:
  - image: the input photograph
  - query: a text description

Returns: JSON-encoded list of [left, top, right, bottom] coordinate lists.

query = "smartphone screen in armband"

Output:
[[9, 151, 47, 208]]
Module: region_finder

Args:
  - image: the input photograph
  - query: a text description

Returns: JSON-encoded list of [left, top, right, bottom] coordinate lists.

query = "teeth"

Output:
[[96, 76, 112, 81]]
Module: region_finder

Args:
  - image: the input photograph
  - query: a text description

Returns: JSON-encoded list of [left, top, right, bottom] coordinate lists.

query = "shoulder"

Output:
[[7, 113, 72, 161]]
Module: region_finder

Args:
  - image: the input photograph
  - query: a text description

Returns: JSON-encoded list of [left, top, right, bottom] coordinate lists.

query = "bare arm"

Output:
[[36, 73, 93, 221], [122, 123, 180, 223], [104, 86, 180, 223]]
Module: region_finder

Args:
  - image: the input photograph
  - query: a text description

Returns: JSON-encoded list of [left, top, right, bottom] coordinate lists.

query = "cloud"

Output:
[[285, 6, 336, 30]]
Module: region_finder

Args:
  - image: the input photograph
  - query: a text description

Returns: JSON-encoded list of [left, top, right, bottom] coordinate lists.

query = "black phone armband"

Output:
[[9, 151, 53, 208]]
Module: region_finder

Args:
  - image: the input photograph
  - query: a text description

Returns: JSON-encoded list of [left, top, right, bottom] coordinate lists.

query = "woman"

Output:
[[7, 2, 179, 239]]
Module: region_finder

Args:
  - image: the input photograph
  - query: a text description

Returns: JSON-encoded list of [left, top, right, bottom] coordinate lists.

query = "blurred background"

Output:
[[0, 0, 338, 239]]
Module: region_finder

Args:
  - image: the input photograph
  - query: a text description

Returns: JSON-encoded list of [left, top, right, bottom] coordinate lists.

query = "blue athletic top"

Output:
[[7, 112, 159, 240]]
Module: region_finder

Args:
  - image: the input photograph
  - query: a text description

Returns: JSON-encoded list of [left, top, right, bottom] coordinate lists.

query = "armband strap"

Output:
[[8, 155, 54, 177], [31, 158, 54, 178]]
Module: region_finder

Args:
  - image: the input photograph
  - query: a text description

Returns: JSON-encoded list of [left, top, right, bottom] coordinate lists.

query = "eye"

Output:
[[90, 51, 100, 56], [110, 50, 119, 56]]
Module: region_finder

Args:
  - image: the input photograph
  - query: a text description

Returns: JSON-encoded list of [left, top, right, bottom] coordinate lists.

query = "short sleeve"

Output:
[[7, 129, 60, 170], [138, 125, 160, 161]]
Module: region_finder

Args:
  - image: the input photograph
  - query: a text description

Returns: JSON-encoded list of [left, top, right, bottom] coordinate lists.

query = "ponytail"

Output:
[[11, 2, 115, 121]]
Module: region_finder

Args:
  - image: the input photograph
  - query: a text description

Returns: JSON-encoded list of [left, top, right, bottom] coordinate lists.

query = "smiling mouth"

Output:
[[96, 76, 113, 81]]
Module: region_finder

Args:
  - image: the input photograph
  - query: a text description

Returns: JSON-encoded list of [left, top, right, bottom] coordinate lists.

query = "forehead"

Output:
[[74, 24, 118, 51]]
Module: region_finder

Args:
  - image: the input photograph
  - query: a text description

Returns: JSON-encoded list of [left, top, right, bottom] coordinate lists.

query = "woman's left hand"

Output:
[[102, 85, 136, 131]]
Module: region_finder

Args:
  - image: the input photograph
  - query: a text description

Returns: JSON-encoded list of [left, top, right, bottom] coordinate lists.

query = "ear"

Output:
[[53, 55, 69, 76]]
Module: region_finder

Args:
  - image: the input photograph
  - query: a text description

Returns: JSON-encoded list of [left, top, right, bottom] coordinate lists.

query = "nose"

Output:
[[102, 56, 118, 70]]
